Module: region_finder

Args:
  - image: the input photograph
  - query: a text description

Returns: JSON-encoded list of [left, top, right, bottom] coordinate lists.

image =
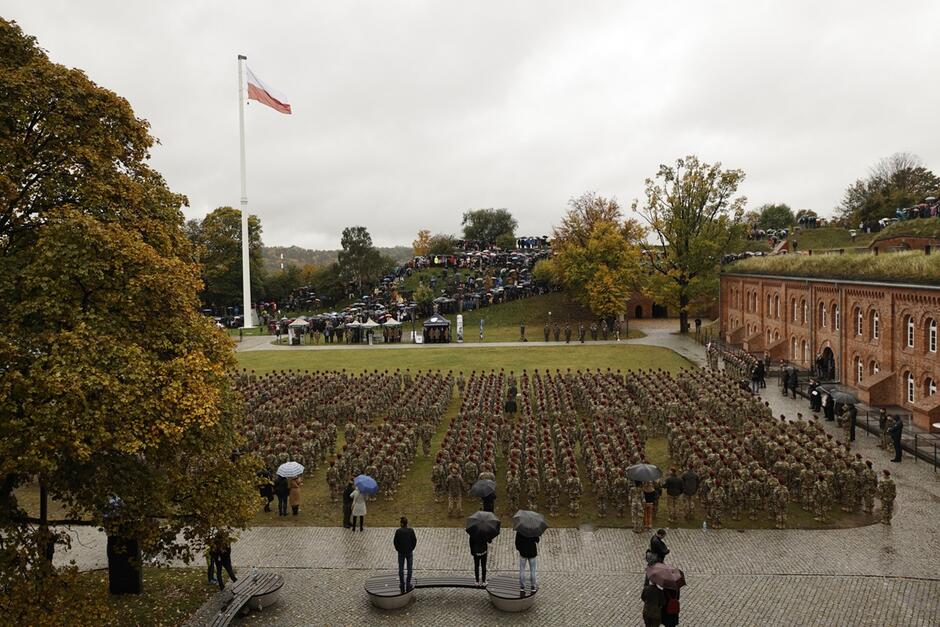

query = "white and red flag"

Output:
[[245, 66, 291, 114]]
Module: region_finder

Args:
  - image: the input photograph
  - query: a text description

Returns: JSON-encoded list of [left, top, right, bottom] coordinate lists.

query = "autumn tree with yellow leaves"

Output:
[[0, 18, 258, 620]]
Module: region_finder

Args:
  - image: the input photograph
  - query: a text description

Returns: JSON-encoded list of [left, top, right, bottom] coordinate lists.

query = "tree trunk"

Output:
[[679, 291, 690, 334], [106, 535, 143, 594], [39, 480, 54, 562]]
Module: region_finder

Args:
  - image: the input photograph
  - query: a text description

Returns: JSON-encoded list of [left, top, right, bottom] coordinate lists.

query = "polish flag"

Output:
[[246, 66, 291, 114]]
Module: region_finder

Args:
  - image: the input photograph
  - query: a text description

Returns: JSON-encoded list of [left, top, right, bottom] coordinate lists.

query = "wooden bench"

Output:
[[364, 573, 537, 612], [208, 572, 284, 627]]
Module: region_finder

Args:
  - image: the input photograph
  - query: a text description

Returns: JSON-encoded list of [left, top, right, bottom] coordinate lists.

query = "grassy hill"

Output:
[[725, 250, 940, 285], [789, 227, 876, 251], [872, 217, 940, 242]]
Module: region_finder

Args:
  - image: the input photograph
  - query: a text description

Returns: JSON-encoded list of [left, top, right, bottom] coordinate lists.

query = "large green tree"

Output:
[[187, 206, 265, 312], [838, 153, 940, 225], [755, 203, 794, 230], [547, 192, 646, 320], [0, 18, 257, 618], [633, 155, 746, 333], [337, 226, 393, 294], [461, 208, 518, 247]]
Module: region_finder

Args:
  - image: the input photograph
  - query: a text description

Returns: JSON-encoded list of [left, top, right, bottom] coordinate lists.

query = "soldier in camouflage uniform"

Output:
[[463, 457, 479, 495], [728, 470, 746, 521], [860, 460, 877, 515], [507, 468, 521, 511], [545, 470, 562, 516], [594, 467, 609, 517], [840, 462, 858, 513], [566, 471, 582, 516], [876, 469, 896, 525], [705, 480, 726, 529], [613, 468, 630, 518], [630, 483, 644, 533], [525, 469, 540, 510], [344, 419, 357, 446], [770, 478, 790, 529], [446, 464, 464, 517], [420, 423, 432, 457], [812, 474, 832, 523], [431, 458, 446, 503], [326, 460, 340, 502], [745, 472, 762, 521]]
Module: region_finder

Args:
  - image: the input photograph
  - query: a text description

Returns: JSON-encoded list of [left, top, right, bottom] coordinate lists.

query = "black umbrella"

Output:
[[469, 479, 496, 499], [819, 386, 857, 406], [466, 511, 501, 540], [512, 510, 548, 538], [625, 463, 662, 482]]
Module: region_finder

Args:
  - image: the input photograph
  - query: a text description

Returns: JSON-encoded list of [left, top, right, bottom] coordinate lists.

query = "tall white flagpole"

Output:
[[237, 54, 253, 328]]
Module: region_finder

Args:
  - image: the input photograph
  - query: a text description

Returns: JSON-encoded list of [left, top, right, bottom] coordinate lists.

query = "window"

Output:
[[820, 302, 828, 328], [854, 356, 863, 383], [834, 304, 840, 331], [855, 307, 862, 336], [870, 360, 879, 375], [801, 300, 808, 324], [774, 295, 780, 318], [906, 316, 914, 348], [871, 311, 880, 340], [774, 330, 780, 341], [928, 378, 937, 397], [767, 294, 772, 314], [801, 340, 808, 364], [906, 372, 915, 404], [929, 319, 937, 353], [791, 337, 797, 359], [792, 299, 797, 322]]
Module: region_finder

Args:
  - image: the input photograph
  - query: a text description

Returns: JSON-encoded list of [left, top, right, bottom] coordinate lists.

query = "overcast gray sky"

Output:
[[5, 1, 940, 248]]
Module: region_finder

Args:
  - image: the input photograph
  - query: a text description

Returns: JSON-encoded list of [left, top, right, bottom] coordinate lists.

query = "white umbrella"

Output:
[[276, 461, 304, 478]]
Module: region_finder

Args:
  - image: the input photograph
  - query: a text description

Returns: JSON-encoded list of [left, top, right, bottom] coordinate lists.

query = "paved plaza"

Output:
[[58, 328, 940, 625]]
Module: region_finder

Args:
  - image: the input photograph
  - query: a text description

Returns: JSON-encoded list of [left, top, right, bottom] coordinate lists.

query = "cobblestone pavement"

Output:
[[58, 328, 940, 625]]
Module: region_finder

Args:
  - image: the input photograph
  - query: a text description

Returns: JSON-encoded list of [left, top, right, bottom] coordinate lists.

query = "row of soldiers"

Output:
[[536, 319, 624, 342], [325, 373, 452, 501]]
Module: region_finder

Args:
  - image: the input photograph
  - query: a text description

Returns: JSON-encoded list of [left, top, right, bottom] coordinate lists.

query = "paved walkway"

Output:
[[57, 327, 940, 625]]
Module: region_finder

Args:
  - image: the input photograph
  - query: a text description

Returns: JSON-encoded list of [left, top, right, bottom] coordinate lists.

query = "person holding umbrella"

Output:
[[274, 473, 289, 517], [466, 511, 500, 586], [645, 562, 685, 627], [512, 510, 547, 593], [351, 485, 368, 531], [470, 479, 497, 513], [342, 476, 355, 529], [641, 581, 665, 627], [275, 461, 304, 517]]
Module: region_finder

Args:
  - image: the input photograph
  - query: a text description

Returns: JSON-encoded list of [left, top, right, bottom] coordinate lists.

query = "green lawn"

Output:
[[236, 343, 683, 375], [74, 568, 214, 627], [725, 249, 940, 285], [790, 227, 876, 251]]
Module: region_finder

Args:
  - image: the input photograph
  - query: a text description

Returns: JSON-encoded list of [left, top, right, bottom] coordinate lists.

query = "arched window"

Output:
[[871, 311, 880, 340], [855, 307, 862, 336], [927, 378, 937, 397], [791, 337, 797, 359], [774, 295, 780, 318], [854, 356, 863, 383], [767, 328, 772, 342], [801, 299, 808, 324], [792, 299, 798, 322], [929, 319, 937, 353], [869, 360, 879, 375], [833, 304, 840, 331], [906, 316, 914, 348], [820, 302, 828, 328], [801, 340, 808, 364], [906, 372, 915, 404], [767, 294, 772, 314], [774, 330, 780, 341]]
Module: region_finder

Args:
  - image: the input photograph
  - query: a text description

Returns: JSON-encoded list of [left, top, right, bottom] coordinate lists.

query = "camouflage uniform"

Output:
[[812, 476, 832, 523], [545, 473, 562, 516], [525, 471, 540, 511], [594, 470, 609, 517], [326, 463, 340, 502], [860, 464, 877, 514], [567, 474, 582, 516], [771, 481, 790, 529], [446, 466, 464, 517], [507, 471, 521, 511], [431, 462, 445, 503], [876, 474, 896, 525], [630, 485, 644, 533]]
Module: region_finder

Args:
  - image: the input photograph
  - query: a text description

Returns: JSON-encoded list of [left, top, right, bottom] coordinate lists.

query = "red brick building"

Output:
[[720, 272, 940, 430]]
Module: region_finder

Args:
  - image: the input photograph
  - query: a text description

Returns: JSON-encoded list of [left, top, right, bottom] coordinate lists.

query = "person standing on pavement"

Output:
[[273, 473, 289, 517], [351, 485, 368, 531], [847, 403, 858, 442], [515, 530, 539, 592], [661, 587, 681, 627], [649, 529, 669, 564], [877, 469, 896, 525], [787, 367, 799, 399], [888, 415, 904, 462], [878, 409, 889, 450], [681, 466, 700, 520], [393, 516, 417, 593], [823, 393, 835, 421], [467, 524, 492, 586], [641, 582, 666, 627], [342, 477, 355, 528]]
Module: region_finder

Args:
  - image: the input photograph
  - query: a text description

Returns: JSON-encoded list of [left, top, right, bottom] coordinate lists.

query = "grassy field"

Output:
[[790, 227, 876, 251], [873, 216, 940, 242], [74, 568, 213, 627], [236, 343, 681, 375]]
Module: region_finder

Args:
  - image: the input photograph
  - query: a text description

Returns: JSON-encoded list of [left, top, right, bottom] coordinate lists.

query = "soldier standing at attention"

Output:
[[770, 478, 790, 529], [544, 322, 550, 342], [860, 460, 877, 515], [630, 482, 645, 533], [567, 471, 582, 516], [594, 468, 609, 517], [876, 469, 896, 525], [545, 470, 562, 516], [525, 469, 540, 510], [564, 323, 572, 343], [812, 474, 831, 523], [519, 320, 526, 341], [446, 464, 464, 517], [553, 323, 561, 342]]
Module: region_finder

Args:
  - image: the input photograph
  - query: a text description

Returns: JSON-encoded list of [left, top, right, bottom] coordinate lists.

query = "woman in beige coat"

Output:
[[289, 476, 302, 515]]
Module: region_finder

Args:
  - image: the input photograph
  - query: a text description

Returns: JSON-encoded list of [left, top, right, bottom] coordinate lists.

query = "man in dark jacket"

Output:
[[515, 531, 539, 592], [650, 528, 670, 564], [681, 466, 700, 520], [664, 468, 684, 523], [393, 517, 417, 593], [273, 474, 289, 517], [847, 403, 858, 442], [787, 368, 799, 399], [823, 393, 835, 421], [889, 415, 904, 462], [342, 478, 355, 528]]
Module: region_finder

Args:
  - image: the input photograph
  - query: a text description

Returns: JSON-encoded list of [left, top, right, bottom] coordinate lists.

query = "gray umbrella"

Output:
[[512, 510, 548, 538], [466, 511, 501, 540], [625, 463, 662, 482], [469, 479, 496, 498]]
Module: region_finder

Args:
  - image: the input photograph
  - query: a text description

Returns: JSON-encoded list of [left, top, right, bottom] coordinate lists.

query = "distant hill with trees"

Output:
[[262, 244, 412, 272]]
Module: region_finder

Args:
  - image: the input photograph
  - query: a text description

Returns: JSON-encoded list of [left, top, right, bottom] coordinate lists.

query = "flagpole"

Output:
[[237, 54, 253, 328]]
